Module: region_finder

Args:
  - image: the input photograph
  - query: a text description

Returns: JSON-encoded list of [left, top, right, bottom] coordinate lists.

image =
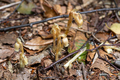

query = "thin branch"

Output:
[[1, 7, 120, 31], [97, 49, 120, 71], [0, 1, 21, 10]]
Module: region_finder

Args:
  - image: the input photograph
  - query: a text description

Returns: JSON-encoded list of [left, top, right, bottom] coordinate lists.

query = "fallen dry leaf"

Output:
[[28, 51, 49, 65], [95, 32, 109, 42], [67, 2, 73, 14], [53, 4, 62, 15], [38, 30, 52, 39], [0, 48, 14, 59], [87, 44, 96, 62], [43, 59, 52, 67], [24, 47, 45, 55], [106, 23, 120, 39], [2, 70, 12, 80], [29, 16, 42, 27], [12, 68, 31, 80], [0, 32, 17, 44], [24, 37, 53, 50], [91, 58, 112, 76], [69, 69, 77, 76], [42, 1, 59, 18], [61, 6, 66, 14]]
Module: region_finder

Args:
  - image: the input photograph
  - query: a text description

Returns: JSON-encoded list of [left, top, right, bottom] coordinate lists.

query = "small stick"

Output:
[[0, 1, 21, 10]]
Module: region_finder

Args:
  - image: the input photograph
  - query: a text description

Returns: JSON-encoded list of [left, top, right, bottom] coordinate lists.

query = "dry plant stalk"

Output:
[[51, 24, 69, 61], [55, 33, 69, 60], [51, 23, 61, 53], [15, 38, 28, 68]]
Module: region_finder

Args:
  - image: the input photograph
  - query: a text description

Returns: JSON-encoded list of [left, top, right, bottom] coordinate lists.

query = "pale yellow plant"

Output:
[[14, 38, 28, 68], [55, 33, 69, 60], [65, 10, 83, 35], [52, 10, 83, 61], [51, 23, 61, 53], [51, 24, 69, 61]]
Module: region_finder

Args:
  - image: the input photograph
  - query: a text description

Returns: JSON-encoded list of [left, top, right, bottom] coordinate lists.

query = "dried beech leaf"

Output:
[[53, 5, 62, 15], [91, 58, 113, 76], [38, 30, 53, 39], [43, 59, 52, 67], [107, 23, 120, 39], [42, 2, 59, 18], [24, 37, 53, 50], [95, 32, 109, 42], [28, 51, 49, 65], [0, 32, 17, 44], [87, 44, 96, 62], [101, 41, 120, 54], [0, 48, 14, 59]]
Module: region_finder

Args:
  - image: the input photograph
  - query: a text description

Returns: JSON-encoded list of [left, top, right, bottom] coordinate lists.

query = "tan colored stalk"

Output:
[[15, 38, 28, 68], [65, 11, 83, 35], [51, 25, 57, 53], [55, 33, 69, 61], [73, 12, 83, 28], [51, 23, 61, 53], [65, 12, 73, 35]]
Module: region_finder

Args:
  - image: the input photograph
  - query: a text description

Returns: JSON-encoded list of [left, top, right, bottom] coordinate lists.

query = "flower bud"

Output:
[[62, 37, 69, 47], [14, 42, 20, 52], [73, 12, 83, 28], [16, 38, 22, 45]]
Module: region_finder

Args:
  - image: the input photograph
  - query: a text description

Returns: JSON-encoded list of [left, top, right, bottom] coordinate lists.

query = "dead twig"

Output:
[[1, 7, 120, 31], [0, 1, 21, 10]]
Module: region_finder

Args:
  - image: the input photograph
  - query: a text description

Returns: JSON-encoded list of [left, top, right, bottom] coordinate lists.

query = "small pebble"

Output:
[[115, 60, 120, 67]]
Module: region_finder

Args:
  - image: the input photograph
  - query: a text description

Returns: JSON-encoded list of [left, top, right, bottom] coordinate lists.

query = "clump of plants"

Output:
[[51, 10, 86, 66], [14, 38, 28, 68]]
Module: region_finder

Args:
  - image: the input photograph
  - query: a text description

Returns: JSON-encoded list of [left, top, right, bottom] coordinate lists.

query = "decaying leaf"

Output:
[[24, 47, 45, 55], [42, 1, 59, 17], [17, 1, 36, 14], [43, 59, 52, 67], [101, 41, 120, 54], [38, 30, 53, 39], [28, 51, 49, 65], [95, 32, 109, 42], [0, 48, 14, 59], [53, 4, 62, 15], [106, 23, 120, 39], [68, 31, 87, 53], [24, 37, 53, 50], [87, 44, 96, 62], [0, 32, 17, 44], [91, 58, 113, 76]]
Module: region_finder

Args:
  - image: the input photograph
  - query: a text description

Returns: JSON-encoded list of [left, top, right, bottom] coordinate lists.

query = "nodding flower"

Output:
[[14, 42, 20, 52], [51, 23, 69, 61], [14, 38, 28, 68], [51, 23, 61, 53], [65, 10, 83, 35]]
